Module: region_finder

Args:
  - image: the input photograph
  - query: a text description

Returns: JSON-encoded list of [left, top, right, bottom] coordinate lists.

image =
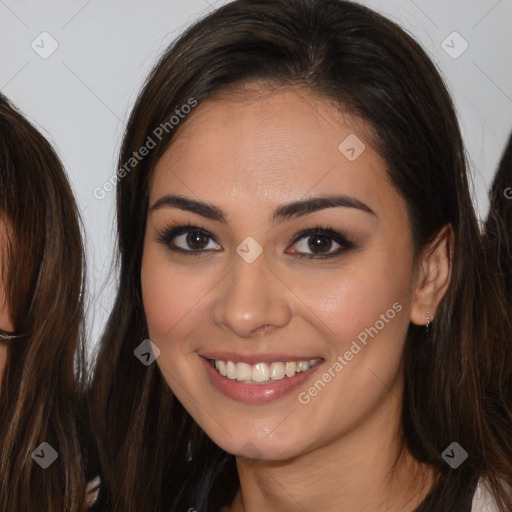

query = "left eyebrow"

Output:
[[149, 193, 376, 225], [272, 194, 376, 224]]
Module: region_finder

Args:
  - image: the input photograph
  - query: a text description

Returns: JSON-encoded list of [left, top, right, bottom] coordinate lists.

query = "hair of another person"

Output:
[[484, 133, 512, 306], [88, 1, 512, 510], [0, 94, 89, 512]]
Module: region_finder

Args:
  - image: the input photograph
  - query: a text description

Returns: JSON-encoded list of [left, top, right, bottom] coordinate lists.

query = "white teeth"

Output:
[[215, 360, 227, 377], [236, 362, 252, 381], [269, 362, 285, 380], [252, 363, 270, 382], [298, 361, 311, 372], [212, 358, 319, 382], [285, 362, 296, 377], [226, 361, 237, 380]]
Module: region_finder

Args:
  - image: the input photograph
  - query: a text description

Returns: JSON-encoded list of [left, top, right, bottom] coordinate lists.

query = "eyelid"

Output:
[[287, 226, 356, 259], [155, 223, 220, 255], [290, 226, 354, 248], [155, 222, 356, 258]]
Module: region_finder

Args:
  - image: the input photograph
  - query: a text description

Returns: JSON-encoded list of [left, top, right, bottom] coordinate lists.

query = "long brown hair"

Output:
[[89, 1, 512, 510], [0, 95, 89, 511], [484, 133, 512, 306]]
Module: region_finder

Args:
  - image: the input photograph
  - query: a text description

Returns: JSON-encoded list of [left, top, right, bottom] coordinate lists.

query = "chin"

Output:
[[211, 432, 307, 463]]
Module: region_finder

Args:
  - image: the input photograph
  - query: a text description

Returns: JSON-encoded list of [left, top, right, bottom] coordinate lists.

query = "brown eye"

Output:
[[287, 226, 356, 259], [186, 230, 210, 250], [307, 235, 333, 254], [156, 225, 222, 254]]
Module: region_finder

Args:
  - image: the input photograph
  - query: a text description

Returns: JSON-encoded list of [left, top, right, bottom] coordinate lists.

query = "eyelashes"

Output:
[[289, 226, 356, 259], [156, 222, 221, 255], [155, 222, 356, 260]]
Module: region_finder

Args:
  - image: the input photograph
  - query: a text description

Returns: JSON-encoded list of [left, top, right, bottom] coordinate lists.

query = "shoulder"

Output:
[[471, 478, 510, 512], [85, 476, 102, 509]]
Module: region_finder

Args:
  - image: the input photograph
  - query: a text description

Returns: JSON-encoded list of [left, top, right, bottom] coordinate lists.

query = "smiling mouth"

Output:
[[208, 358, 322, 385]]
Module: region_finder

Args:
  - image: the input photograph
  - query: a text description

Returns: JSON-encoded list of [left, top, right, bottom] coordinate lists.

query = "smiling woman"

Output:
[[87, 1, 512, 511]]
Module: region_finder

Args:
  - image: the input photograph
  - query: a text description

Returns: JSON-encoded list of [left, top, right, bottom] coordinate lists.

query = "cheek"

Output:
[[141, 253, 194, 340], [290, 252, 413, 351], [140, 243, 221, 356], [343, 269, 410, 340], [286, 263, 412, 441]]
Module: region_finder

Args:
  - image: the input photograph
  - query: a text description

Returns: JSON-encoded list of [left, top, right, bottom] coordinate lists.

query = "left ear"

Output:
[[410, 224, 453, 326]]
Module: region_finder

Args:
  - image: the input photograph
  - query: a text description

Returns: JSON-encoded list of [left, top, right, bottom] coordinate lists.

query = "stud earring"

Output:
[[425, 307, 432, 333]]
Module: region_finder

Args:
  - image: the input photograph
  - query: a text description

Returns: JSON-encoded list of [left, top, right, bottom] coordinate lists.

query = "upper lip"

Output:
[[199, 352, 324, 365]]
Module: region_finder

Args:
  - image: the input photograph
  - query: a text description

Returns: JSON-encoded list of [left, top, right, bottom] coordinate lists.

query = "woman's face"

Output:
[[141, 87, 426, 460]]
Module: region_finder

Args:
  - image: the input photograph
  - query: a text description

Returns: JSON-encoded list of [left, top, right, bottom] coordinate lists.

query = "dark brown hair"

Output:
[[484, 133, 512, 306], [0, 94, 89, 511], [89, 1, 512, 510]]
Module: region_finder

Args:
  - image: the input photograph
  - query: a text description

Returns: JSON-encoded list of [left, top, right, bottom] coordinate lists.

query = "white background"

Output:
[[1, 0, 511, 353]]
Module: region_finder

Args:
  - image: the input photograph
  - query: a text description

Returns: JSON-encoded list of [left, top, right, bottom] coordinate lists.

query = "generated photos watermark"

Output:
[[134, 338, 161, 366], [31, 442, 59, 469], [441, 442, 468, 469], [93, 98, 198, 200], [298, 301, 403, 405]]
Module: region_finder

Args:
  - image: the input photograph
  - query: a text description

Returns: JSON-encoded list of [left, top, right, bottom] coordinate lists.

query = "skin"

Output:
[[141, 85, 452, 511], [0, 219, 14, 391]]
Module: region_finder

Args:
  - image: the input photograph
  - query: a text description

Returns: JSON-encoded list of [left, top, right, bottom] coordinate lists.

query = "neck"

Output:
[[223, 379, 438, 512]]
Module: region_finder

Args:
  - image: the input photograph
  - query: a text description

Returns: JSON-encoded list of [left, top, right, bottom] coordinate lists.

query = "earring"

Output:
[[425, 307, 432, 333]]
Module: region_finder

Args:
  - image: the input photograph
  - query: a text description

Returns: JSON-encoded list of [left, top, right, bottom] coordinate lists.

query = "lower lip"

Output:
[[200, 357, 323, 404]]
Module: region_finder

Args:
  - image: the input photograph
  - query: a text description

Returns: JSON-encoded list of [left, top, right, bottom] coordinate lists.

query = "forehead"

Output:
[[149, 86, 401, 218]]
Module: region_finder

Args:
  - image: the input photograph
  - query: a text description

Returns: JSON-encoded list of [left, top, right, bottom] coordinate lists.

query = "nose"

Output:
[[212, 252, 292, 338]]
